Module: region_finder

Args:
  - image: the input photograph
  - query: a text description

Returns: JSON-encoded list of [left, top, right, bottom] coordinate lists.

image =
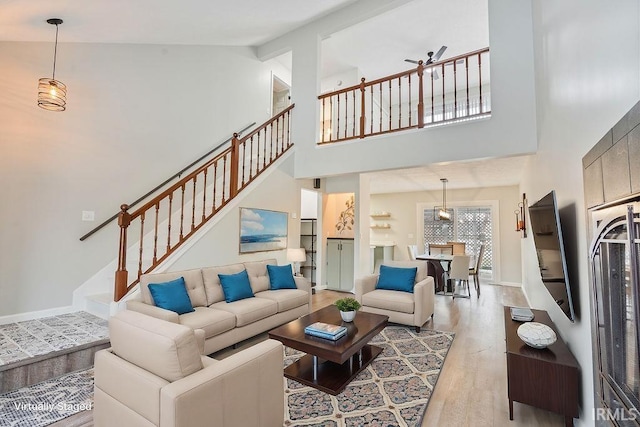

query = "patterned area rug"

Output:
[[0, 368, 93, 426], [283, 326, 454, 427], [0, 326, 453, 427]]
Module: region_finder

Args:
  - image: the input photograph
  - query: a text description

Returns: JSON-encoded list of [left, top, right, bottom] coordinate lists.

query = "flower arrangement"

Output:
[[334, 297, 361, 312]]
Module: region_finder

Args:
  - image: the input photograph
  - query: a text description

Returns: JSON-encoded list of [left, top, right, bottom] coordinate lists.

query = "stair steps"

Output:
[[0, 311, 109, 394]]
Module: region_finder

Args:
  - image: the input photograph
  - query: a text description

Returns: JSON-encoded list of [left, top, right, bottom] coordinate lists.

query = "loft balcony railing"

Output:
[[113, 104, 294, 301], [318, 47, 490, 144]]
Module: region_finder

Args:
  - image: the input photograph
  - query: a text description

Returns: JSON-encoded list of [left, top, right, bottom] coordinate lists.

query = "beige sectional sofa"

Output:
[[126, 259, 311, 355], [94, 310, 284, 427]]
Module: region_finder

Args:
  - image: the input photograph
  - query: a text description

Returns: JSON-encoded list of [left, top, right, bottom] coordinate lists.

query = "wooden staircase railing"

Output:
[[114, 104, 294, 301], [318, 47, 490, 144]]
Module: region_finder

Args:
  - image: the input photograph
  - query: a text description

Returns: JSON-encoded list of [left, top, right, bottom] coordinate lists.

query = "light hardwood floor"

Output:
[[55, 284, 566, 426], [314, 286, 566, 427]]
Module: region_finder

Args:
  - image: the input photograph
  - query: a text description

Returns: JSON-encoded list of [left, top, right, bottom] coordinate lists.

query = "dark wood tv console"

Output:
[[504, 307, 580, 427]]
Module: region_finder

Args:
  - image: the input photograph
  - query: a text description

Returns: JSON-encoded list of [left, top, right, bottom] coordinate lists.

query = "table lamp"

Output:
[[287, 248, 307, 276]]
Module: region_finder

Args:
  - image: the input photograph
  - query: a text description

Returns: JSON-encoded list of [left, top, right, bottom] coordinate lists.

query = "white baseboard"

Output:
[[520, 284, 532, 307], [0, 305, 76, 325], [500, 281, 522, 288]]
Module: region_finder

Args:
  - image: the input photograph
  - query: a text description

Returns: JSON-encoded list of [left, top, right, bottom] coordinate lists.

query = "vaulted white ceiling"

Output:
[[0, 0, 524, 193], [321, 0, 489, 79], [0, 0, 355, 45]]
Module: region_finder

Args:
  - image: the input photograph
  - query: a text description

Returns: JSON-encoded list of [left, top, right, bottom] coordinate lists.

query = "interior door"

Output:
[[326, 240, 341, 290], [272, 75, 290, 116], [339, 240, 354, 291]]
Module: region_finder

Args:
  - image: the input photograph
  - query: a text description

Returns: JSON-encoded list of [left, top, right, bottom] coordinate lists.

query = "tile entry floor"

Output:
[[0, 312, 108, 367]]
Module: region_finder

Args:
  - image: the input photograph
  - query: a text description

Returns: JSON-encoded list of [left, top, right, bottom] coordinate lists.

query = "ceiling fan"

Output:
[[405, 46, 448, 79]]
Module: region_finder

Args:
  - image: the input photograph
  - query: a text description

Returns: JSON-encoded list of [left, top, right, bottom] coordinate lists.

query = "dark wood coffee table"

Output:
[[268, 305, 388, 395]]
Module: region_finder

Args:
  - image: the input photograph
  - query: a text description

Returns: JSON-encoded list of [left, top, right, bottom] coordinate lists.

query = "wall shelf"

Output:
[[370, 212, 391, 230], [300, 219, 317, 288]]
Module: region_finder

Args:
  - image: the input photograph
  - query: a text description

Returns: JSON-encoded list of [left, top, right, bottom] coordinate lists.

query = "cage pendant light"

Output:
[[438, 178, 451, 220], [38, 18, 67, 112]]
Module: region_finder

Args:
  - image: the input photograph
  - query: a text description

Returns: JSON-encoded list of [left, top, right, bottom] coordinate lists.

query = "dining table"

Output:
[[416, 253, 454, 294]]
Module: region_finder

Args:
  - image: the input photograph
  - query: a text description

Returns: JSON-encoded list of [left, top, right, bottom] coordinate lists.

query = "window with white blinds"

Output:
[[423, 206, 493, 272]]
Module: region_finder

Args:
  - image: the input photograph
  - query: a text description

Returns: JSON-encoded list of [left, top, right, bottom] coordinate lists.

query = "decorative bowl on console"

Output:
[[517, 322, 557, 349]]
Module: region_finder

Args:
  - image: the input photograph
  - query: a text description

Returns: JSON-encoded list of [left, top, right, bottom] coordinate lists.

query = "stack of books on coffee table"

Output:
[[304, 322, 347, 341]]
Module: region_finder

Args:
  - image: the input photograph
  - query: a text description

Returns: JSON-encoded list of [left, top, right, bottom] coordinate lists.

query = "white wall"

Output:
[[523, 0, 640, 424], [300, 188, 319, 219], [168, 155, 302, 270], [371, 185, 522, 285], [258, 0, 538, 179], [0, 41, 279, 316]]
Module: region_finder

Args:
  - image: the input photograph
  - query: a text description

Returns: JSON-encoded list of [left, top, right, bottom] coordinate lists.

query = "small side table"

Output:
[[504, 307, 580, 427]]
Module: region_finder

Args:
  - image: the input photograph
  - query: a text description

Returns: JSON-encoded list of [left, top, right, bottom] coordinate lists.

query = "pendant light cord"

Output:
[[52, 23, 59, 80], [442, 179, 447, 211], [443, 181, 446, 210]]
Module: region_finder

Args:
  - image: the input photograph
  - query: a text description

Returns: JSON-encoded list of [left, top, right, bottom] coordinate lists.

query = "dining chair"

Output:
[[407, 244, 418, 260], [449, 255, 471, 298], [447, 241, 466, 255], [469, 244, 485, 296], [428, 243, 453, 255]]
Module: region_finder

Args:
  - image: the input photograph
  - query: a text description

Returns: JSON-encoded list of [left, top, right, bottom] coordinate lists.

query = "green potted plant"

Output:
[[335, 297, 361, 322]]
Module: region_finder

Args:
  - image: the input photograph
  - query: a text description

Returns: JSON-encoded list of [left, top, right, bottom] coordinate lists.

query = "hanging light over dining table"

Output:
[[438, 178, 451, 220], [37, 18, 67, 111]]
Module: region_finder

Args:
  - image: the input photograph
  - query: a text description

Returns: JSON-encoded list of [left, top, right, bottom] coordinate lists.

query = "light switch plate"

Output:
[[82, 211, 95, 221]]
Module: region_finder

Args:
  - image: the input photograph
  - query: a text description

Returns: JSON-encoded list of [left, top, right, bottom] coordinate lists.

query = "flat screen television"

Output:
[[527, 190, 576, 322]]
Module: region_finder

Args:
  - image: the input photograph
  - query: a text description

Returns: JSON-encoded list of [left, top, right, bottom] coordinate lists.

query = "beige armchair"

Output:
[[94, 310, 284, 427], [355, 260, 435, 332]]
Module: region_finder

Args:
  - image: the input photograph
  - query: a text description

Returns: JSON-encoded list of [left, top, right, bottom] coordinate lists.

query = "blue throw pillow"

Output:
[[267, 264, 298, 290], [147, 277, 195, 315], [376, 265, 418, 293], [218, 270, 255, 303]]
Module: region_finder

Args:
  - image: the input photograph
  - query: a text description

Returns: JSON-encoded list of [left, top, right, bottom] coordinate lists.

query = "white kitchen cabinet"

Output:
[[326, 238, 354, 291]]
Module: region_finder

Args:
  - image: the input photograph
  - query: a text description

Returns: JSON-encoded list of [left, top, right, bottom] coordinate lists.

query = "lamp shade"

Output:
[[38, 18, 67, 112], [287, 248, 306, 263], [38, 78, 67, 111], [438, 178, 451, 220], [438, 209, 451, 220]]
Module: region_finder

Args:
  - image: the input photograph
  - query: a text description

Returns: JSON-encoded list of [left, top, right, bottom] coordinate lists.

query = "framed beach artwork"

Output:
[[239, 207, 288, 253]]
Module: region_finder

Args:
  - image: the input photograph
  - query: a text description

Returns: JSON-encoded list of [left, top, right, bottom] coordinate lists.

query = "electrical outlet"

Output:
[[291, 212, 298, 219], [82, 211, 95, 221]]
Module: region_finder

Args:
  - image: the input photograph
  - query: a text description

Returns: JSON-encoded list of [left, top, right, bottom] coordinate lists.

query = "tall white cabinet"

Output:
[[326, 238, 354, 291]]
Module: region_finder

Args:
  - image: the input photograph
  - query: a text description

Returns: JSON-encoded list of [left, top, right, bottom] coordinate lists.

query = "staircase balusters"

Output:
[[167, 194, 173, 251], [479, 52, 484, 114], [153, 202, 159, 263], [113, 105, 294, 301], [398, 77, 402, 128], [388, 79, 392, 131], [465, 58, 470, 116], [137, 212, 145, 277], [201, 168, 208, 222], [190, 177, 197, 232], [179, 184, 185, 239], [317, 47, 490, 145]]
